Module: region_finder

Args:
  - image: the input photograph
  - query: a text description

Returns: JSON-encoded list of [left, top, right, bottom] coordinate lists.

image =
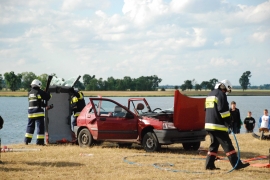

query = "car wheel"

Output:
[[142, 132, 161, 152], [78, 128, 93, 148], [182, 142, 201, 151]]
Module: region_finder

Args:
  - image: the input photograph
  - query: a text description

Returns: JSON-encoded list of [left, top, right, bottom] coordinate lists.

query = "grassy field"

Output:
[[0, 134, 269, 179], [0, 89, 270, 97]]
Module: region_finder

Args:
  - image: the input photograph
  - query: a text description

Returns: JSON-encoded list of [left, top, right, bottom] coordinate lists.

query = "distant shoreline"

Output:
[[0, 90, 269, 97]]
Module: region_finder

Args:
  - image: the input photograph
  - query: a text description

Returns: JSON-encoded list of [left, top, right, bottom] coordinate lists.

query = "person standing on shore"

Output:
[[205, 79, 250, 170], [258, 109, 270, 139], [243, 111, 255, 133], [229, 101, 241, 134], [24, 79, 51, 145]]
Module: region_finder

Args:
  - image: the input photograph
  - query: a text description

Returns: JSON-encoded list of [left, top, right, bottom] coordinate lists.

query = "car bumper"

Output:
[[153, 129, 207, 144]]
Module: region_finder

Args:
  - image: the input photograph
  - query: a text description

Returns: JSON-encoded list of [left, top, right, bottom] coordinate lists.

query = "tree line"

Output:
[[0, 72, 162, 91], [165, 71, 253, 91], [0, 70, 253, 92]]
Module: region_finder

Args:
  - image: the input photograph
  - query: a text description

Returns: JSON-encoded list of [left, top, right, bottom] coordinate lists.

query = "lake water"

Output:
[[0, 96, 269, 145]]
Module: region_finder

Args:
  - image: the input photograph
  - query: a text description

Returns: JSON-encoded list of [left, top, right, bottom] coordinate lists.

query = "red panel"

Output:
[[173, 90, 206, 131]]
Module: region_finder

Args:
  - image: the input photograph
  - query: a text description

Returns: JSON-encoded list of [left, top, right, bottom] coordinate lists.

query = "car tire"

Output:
[[142, 132, 161, 152], [78, 128, 93, 148], [182, 142, 200, 151]]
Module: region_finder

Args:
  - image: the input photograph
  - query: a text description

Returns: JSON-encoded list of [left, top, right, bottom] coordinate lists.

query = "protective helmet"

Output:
[[31, 79, 42, 88], [215, 79, 232, 94]]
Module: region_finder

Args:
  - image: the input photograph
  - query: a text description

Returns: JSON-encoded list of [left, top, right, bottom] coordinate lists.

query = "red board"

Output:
[[173, 90, 206, 131]]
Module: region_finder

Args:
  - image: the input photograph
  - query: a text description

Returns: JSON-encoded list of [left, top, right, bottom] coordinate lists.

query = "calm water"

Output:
[[0, 96, 269, 145]]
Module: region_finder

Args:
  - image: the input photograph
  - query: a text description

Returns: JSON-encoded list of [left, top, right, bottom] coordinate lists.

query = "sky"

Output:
[[0, 0, 269, 86]]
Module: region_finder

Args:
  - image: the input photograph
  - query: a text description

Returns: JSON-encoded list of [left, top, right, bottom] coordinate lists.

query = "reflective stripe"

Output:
[[78, 92, 83, 100], [205, 123, 228, 131], [71, 97, 78, 104], [37, 134, 45, 139], [28, 106, 38, 109], [74, 112, 80, 117], [25, 133, 33, 138], [226, 150, 236, 156], [28, 112, 45, 118], [205, 96, 218, 108], [37, 95, 41, 99], [220, 111, 230, 118], [207, 152, 217, 156]]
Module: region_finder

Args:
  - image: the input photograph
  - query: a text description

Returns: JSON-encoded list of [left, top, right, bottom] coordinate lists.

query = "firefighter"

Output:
[[24, 79, 51, 145], [205, 79, 250, 170], [71, 89, 86, 130]]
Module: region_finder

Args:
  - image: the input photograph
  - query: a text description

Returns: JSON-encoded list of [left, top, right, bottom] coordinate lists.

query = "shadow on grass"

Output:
[[100, 142, 266, 160], [25, 161, 84, 167], [0, 167, 26, 172]]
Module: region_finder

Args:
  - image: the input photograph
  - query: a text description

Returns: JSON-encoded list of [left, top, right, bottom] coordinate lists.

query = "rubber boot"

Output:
[[205, 155, 220, 170], [228, 154, 250, 170]]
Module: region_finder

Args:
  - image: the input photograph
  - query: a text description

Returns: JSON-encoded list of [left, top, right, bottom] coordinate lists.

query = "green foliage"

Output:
[[0, 74, 3, 90], [239, 71, 251, 91], [74, 81, 85, 90], [4, 71, 22, 91], [83, 74, 95, 90], [184, 80, 193, 90], [194, 84, 202, 91], [180, 84, 187, 91], [207, 78, 219, 90], [37, 74, 49, 89], [21, 72, 37, 91], [200, 81, 209, 90]]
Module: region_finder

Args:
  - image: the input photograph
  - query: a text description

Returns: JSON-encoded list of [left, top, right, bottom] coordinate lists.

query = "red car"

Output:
[[74, 91, 207, 152]]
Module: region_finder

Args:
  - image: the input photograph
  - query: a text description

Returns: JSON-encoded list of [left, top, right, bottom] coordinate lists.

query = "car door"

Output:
[[91, 98, 138, 140]]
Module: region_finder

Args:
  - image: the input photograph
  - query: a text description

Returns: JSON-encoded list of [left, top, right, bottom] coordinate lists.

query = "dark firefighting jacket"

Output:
[[205, 89, 231, 132], [28, 87, 51, 119], [71, 91, 86, 117]]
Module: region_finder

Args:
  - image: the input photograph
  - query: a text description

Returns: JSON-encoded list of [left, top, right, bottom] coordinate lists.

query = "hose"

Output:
[[226, 129, 240, 173]]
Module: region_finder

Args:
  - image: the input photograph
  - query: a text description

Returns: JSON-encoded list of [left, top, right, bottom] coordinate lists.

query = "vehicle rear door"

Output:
[[90, 98, 138, 140]]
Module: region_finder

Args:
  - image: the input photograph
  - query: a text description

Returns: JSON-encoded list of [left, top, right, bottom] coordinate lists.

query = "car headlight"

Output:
[[163, 122, 176, 129]]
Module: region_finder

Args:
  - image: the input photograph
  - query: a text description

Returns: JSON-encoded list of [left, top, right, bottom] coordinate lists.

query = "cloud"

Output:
[[210, 58, 239, 67], [0, 0, 269, 86], [251, 30, 270, 42], [122, 0, 168, 25]]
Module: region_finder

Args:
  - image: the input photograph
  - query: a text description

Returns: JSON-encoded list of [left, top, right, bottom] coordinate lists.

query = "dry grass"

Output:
[[0, 134, 269, 180], [0, 90, 270, 97]]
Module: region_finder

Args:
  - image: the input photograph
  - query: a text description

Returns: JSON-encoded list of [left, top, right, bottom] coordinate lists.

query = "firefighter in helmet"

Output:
[[205, 79, 250, 170], [24, 79, 51, 145], [71, 89, 86, 130]]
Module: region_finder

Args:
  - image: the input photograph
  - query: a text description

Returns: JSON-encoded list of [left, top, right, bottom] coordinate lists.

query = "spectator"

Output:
[[258, 109, 270, 140], [229, 101, 241, 134], [243, 111, 255, 133]]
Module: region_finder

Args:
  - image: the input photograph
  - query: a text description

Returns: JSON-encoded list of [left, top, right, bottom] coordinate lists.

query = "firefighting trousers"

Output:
[[205, 130, 237, 168], [24, 117, 45, 145], [72, 116, 78, 130]]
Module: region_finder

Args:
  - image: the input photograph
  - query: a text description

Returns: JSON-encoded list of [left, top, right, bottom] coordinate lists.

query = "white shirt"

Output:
[[260, 115, 269, 128]]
